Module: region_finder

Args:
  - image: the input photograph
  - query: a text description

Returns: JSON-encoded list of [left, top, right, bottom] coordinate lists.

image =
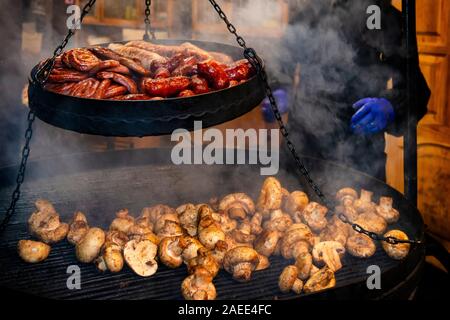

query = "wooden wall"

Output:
[[387, 0, 450, 244]]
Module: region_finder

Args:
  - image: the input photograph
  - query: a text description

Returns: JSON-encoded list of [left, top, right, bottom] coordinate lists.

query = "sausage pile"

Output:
[[18, 177, 411, 300], [42, 41, 256, 101]]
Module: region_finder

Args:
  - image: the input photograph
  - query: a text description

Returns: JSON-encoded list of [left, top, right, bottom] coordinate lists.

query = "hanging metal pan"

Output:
[[28, 40, 266, 137]]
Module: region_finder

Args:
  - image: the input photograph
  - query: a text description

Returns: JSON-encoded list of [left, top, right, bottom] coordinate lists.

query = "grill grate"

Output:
[[0, 150, 423, 299]]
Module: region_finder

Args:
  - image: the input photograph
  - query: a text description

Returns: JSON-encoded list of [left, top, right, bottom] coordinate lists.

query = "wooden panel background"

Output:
[[387, 0, 450, 243]]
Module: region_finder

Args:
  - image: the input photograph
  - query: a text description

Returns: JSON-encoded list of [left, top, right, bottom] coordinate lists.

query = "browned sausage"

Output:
[[104, 64, 131, 75], [141, 76, 191, 97], [178, 90, 195, 98], [93, 79, 111, 99], [190, 75, 210, 94], [197, 60, 229, 89], [88, 60, 121, 75], [66, 49, 101, 72], [70, 78, 100, 98], [48, 68, 89, 83], [97, 72, 138, 94], [104, 85, 128, 99], [112, 94, 152, 101]]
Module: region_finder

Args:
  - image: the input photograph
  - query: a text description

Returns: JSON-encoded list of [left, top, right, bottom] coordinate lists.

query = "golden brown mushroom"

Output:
[[376, 197, 400, 224], [255, 254, 270, 271], [295, 252, 313, 281], [257, 177, 283, 217], [159, 236, 184, 268], [187, 247, 220, 278], [312, 241, 346, 272], [284, 191, 309, 216], [382, 230, 410, 260], [300, 202, 328, 233], [303, 266, 336, 293], [319, 215, 350, 246], [280, 224, 314, 260], [198, 205, 226, 250], [263, 209, 293, 233], [279, 265, 303, 294], [17, 240, 51, 263], [181, 267, 217, 300], [354, 212, 387, 235], [96, 230, 129, 273], [334, 204, 359, 224], [219, 193, 255, 220], [110, 209, 135, 234], [336, 188, 358, 206], [254, 230, 280, 257], [177, 204, 199, 236], [67, 211, 89, 245], [346, 233, 376, 258], [223, 246, 260, 282], [28, 199, 69, 244], [353, 189, 376, 213], [76, 227, 106, 263]]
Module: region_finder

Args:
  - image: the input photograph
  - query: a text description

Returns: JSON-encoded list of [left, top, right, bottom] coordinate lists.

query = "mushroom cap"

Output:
[[103, 244, 124, 272], [254, 230, 280, 257], [382, 230, 410, 260], [301, 202, 329, 233], [257, 177, 283, 215], [255, 254, 270, 271], [278, 265, 301, 293], [105, 230, 129, 248], [187, 247, 220, 278], [354, 212, 387, 235], [181, 267, 217, 300], [335, 205, 359, 224], [159, 236, 183, 268], [124, 239, 158, 277], [177, 204, 199, 237], [76, 227, 106, 263], [156, 220, 184, 239], [141, 204, 176, 225], [154, 212, 180, 234], [219, 193, 255, 219], [376, 197, 400, 224], [284, 191, 309, 215], [281, 224, 315, 251], [223, 246, 259, 282], [336, 188, 358, 203], [346, 234, 376, 258], [264, 210, 293, 233], [18, 240, 51, 263], [198, 224, 226, 250], [110, 209, 135, 234], [28, 200, 68, 244], [67, 211, 89, 245], [180, 236, 204, 262]]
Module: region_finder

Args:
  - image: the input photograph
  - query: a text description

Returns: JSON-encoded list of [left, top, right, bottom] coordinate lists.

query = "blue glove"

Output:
[[261, 89, 289, 123], [350, 98, 395, 135]]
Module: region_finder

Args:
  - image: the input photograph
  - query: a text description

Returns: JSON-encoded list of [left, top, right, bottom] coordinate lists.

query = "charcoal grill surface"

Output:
[[0, 149, 425, 299]]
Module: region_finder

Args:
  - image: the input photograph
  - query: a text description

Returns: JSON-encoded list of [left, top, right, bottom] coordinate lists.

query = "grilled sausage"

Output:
[[97, 72, 138, 94], [190, 75, 210, 94], [141, 76, 191, 97], [93, 79, 112, 99], [104, 85, 128, 99], [197, 60, 229, 90], [225, 59, 255, 81], [65, 48, 101, 72], [47, 68, 89, 83]]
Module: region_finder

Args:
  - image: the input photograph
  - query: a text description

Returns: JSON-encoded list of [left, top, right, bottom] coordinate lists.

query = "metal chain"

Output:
[[0, 110, 36, 233], [208, 0, 422, 246], [143, 0, 156, 41], [34, 0, 97, 85]]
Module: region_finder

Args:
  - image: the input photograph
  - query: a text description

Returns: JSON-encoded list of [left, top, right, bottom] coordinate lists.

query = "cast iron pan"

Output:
[[28, 40, 266, 137], [0, 149, 425, 300]]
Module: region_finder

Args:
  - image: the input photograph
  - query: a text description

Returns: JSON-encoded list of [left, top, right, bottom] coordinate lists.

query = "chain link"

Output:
[[34, 0, 97, 85], [143, 0, 156, 41], [0, 110, 36, 233], [208, 0, 422, 246]]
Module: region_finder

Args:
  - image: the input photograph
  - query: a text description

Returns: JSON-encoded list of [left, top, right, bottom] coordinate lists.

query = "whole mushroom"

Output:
[[98, 230, 129, 273], [354, 212, 387, 235], [346, 234, 376, 258], [177, 204, 199, 236], [187, 247, 220, 278], [110, 209, 135, 235], [376, 197, 400, 224], [300, 202, 328, 233], [181, 267, 217, 300], [382, 230, 410, 260], [263, 209, 293, 233], [28, 199, 69, 244], [254, 230, 280, 257], [159, 236, 184, 268], [219, 193, 255, 220], [223, 246, 260, 282], [198, 205, 226, 250], [336, 188, 358, 207], [257, 177, 283, 217], [76, 227, 106, 263], [280, 224, 314, 260], [295, 252, 313, 281], [67, 211, 89, 245], [278, 265, 303, 294], [353, 189, 376, 213], [284, 191, 309, 216], [18, 240, 51, 263]]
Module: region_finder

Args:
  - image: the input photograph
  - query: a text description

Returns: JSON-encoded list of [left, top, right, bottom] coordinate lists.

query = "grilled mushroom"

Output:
[[303, 266, 336, 293], [255, 254, 270, 271], [312, 241, 346, 272], [181, 267, 217, 300], [336, 188, 358, 207], [96, 230, 129, 273], [280, 224, 314, 260], [177, 204, 199, 237], [346, 234, 376, 258], [67, 211, 89, 245], [376, 197, 400, 224], [353, 189, 376, 213], [123, 238, 158, 277], [179, 236, 204, 262], [18, 240, 51, 263], [159, 236, 183, 268], [354, 212, 387, 235], [110, 209, 135, 235], [334, 204, 359, 224], [279, 265, 303, 294], [254, 230, 280, 257], [250, 212, 263, 235], [382, 230, 410, 260], [263, 209, 293, 233], [257, 177, 283, 217], [284, 191, 309, 216], [187, 247, 220, 278], [28, 199, 69, 244], [76, 227, 106, 263], [300, 202, 328, 233], [219, 193, 255, 220], [295, 252, 313, 281], [319, 215, 349, 246], [223, 246, 259, 282], [198, 205, 225, 250]]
